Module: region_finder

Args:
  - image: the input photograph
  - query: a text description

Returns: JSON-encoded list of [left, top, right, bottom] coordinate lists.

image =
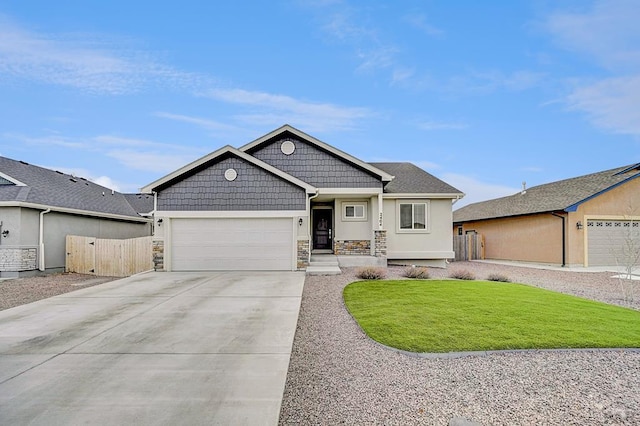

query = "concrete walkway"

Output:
[[0, 271, 305, 425]]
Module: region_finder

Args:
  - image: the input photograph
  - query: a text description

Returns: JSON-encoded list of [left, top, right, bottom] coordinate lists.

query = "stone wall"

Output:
[[0, 247, 37, 271], [334, 240, 371, 255], [297, 239, 310, 270], [374, 230, 387, 258], [153, 240, 164, 271]]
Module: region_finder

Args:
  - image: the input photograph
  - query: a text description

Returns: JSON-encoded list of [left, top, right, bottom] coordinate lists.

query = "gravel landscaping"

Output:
[[279, 261, 640, 425], [0, 273, 116, 311]]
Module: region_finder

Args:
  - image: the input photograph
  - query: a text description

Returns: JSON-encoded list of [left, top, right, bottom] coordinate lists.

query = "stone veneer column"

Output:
[[152, 240, 165, 271], [297, 239, 310, 270], [374, 230, 387, 258]]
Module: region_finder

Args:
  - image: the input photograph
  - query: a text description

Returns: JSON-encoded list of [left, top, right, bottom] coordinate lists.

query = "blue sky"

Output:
[[0, 0, 638, 207]]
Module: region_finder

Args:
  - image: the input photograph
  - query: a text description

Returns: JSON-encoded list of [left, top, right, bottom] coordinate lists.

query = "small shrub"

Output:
[[487, 273, 511, 283], [404, 266, 430, 279], [356, 266, 387, 280], [449, 269, 476, 280]]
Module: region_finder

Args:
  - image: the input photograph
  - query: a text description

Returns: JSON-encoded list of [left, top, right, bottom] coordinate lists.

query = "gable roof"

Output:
[[240, 124, 395, 182], [371, 162, 463, 197], [453, 163, 640, 223], [0, 156, 148, 221], [141, 145, 317, 194], [123, 193, 154, 215]]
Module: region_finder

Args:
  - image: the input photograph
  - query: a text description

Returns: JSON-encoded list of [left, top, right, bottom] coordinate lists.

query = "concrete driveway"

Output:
[[0, 271, 305, 425]]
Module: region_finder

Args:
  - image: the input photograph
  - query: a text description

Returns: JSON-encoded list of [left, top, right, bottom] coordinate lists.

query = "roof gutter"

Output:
[[39, 208, 51, 271], [551, 212, 566, 267], [0, 201, 151, 223]]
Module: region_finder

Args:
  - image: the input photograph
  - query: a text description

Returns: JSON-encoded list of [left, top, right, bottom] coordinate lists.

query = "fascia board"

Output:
[[0, 201, 151, 223], [382, 193, 465, 199]]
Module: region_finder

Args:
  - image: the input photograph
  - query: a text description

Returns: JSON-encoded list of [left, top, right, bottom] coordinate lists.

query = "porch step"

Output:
[[307, 254, 342, 275]]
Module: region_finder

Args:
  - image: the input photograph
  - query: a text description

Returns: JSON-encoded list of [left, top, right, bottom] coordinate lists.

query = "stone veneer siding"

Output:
[[0, 247, 37, 271], [153, 240, 164, 271], [297, 239, 310, 270], [334, 240, 371, 255], [374, 230, 387, 257]]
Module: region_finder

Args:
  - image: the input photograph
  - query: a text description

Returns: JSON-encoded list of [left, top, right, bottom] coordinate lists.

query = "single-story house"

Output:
[[453, 164, 640, 267], [142, 125, 464, 271], [0, 156, 153, 277]]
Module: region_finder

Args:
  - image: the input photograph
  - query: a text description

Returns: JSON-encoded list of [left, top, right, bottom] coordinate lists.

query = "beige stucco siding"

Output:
[[569, 177, 640, 266], [460, 214, 564, 264], [333, 199, 373, 241], [384, 198, 454, 260]]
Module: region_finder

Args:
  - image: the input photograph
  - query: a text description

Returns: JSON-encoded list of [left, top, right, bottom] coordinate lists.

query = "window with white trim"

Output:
[[342, 202, 367, 221], [398, 202, 429, 231]]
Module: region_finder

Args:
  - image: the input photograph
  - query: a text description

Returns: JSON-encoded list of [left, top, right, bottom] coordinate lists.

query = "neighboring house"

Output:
[[0, 157, 152, 277], [142, 125, 463, 271], [453, 164, 640, 267]]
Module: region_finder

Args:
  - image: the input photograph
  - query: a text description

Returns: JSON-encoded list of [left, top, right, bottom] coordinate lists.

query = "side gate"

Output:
[[453, 234, 485, 261], [66, 235, 153, 277]]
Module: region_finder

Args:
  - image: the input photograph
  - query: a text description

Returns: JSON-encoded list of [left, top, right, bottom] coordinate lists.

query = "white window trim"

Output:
[[396, 200, 430, 233], [341, 201, 368, 222]]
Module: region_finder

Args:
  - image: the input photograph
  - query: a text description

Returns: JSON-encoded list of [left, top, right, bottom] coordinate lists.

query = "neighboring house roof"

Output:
[[0, 156, 148, 221], [453, 163, 640, 223], [124, 193, 154, 215], [371, 162, 463, 196], [141, 145, 317, 194], [240, 124, 395, 182]]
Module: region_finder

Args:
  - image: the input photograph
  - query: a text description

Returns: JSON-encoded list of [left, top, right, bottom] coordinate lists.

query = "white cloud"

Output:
[[204, 88, 373, 132], [546, 0, 640, 69], [403, 14, 444, 37], [154, 112, 241, 134], [566, 75, 640, 136], [0, 16, 203, 94], [106, 149, 200, 173], [442, 173, 519, 208], [545, 1, 640, 135]]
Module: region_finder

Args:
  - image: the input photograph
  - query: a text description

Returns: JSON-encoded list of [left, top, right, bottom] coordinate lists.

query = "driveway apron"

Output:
[[0, 271, 305, 425]]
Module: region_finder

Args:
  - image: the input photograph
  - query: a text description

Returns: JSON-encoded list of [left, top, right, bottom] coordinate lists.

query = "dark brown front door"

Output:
[[313, 209, 332, 250]]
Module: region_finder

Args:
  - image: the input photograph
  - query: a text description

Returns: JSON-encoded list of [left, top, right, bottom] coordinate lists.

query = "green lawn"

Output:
[[343, 279, 640, 353]]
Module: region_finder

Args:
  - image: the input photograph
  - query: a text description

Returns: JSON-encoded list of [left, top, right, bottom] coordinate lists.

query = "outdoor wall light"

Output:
[[298, 218, 303, 226], [157, 219, 163, 226], [1, 229, 9, 237], [576, 221, 583, 230]]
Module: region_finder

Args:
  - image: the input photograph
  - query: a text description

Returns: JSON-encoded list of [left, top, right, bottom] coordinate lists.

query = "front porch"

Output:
[[305, 253, 387, 275]]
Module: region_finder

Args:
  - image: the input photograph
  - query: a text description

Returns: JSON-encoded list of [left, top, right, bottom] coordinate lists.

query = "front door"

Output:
[[313, 209, 333, 251]]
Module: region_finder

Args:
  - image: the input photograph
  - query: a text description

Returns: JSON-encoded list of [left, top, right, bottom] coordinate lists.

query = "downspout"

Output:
[[551, 212, 566, 267], [39, 208, 51, 271]]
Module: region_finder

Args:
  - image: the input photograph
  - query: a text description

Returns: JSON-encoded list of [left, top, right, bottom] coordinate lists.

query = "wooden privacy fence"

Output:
[[66, 235, 153, 277], [454, 233, 485, 261]]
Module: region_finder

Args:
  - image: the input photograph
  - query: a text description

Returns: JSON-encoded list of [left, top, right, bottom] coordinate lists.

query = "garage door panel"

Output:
[[171, 218, 294, 271], [587, 220, 640, 267]]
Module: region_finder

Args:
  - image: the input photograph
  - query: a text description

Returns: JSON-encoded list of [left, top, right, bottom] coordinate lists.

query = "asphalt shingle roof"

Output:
[[0, 156, 145, 219], [370, 162, 463, 195], [453, 164, 640, 223], [123, 193, 154, 215]]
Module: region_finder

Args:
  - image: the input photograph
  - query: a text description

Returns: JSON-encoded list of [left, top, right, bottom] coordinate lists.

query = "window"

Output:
[[398, 202, 428, 231], [342, 202, 367, 221]]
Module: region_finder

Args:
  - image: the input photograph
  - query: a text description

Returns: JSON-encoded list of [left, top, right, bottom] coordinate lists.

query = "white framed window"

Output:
[[397, 201, 429, 232], [342, 202, 367, 221]]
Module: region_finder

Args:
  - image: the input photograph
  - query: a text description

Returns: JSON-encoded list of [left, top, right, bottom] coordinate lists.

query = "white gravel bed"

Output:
[[279, 262, 640, 425], [0, 273, 115, 311]]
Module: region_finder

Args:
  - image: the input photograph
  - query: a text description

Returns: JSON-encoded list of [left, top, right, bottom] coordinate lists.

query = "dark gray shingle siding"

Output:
[[157, 156, 306, 211], [249, 138, 382, 189]]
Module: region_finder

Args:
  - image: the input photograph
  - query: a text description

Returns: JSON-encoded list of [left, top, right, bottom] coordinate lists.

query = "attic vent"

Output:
[[224, 168, 238, 181], [281, 140, 296, 155], [69, 178, 77, 183], [56, 170, 64, 174], [19, 160, 29, 165]]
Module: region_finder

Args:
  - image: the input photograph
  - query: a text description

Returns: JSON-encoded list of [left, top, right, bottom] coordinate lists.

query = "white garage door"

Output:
[[170, 218, 294, 271], [587, 219, 639, 266]]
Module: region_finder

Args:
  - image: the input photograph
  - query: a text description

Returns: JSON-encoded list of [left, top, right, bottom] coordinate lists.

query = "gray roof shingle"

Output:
[[370, 162, 463, 195], [123, 193, 154, 214], [0, 156, 145, 219], [453, 164, 640, 222]]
